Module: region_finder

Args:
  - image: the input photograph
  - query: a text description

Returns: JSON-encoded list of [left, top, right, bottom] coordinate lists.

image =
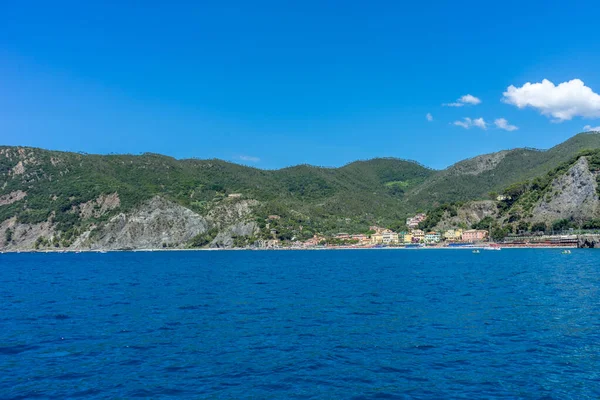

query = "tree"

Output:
[[503, 181, 529, 199], [5, 228, 13, 244], [552, 219, 573, 232], [471, 216, 496, 230], [491, 227, 510, 241], [531, 222, 547, 233], [517, 221, 529, 233], [583, 219, 600, 229], [189, 228, 219, 247]]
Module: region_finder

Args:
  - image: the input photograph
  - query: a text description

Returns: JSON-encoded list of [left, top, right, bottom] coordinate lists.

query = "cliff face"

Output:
[[0, 217, 56, 251], [578, 235, 600, 248], [432, 201, 498, 231], [74, 196, 209, 250], [0, 196, 260, 251], [532, 157, 600, 223], [446, 151, 511, 176]]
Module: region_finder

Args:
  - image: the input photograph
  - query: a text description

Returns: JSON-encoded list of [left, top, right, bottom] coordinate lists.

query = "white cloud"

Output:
[[459, 94, 482, 105], [453, 119, 470, 128], [443, 94, 482, 107], [453, 117, 487, 130], [472, 117, 487, 129], [426, 113, 433, 121], [502, 79, 600, 122], [239, 155, 260, 163], [494, 118, 519, 131], [584, 125, 600, 132]]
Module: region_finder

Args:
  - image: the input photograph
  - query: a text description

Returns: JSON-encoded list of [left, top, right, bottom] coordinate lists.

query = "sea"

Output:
[[1, 249, 600, 399]]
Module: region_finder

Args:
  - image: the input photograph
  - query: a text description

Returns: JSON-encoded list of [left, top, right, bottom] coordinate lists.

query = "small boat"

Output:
[[561, 250, 571, 254], [472, 249, 480, 254], [483, 247, 501, 251]]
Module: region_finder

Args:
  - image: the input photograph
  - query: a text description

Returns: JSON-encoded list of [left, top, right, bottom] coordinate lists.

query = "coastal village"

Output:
[[258, 212, 581, 249], [260, 213, 491, 249]]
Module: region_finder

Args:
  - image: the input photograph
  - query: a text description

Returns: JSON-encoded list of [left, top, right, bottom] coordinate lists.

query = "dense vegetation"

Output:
[[496, 148, 600, 222], [0, 147, 435, 241], [405, 133, 600, 209], [2, 132, 600, 244], [427, 148, 600, 240]]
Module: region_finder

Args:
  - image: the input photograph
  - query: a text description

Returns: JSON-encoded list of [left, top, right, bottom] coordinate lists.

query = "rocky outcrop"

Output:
[[434, 201, 498, 230], [211, 222, 259, 248], [449, 151, 510, 176], [73, 193, 120, 219], [0, 217, 55, 250], [10, 161, 26, 176], [0, 194, 262, 251], [532, 157, 600, 222], [1, 147, 42, 177], [578, 234, 600, 248], [0, 190, 27, 206], [208, 199, 259, 227], [73, 196, 209, 250], [207, 199, 260, 247]]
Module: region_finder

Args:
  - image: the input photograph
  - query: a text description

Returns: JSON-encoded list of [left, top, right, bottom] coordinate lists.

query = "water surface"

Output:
[[1, 249, 600, 398]]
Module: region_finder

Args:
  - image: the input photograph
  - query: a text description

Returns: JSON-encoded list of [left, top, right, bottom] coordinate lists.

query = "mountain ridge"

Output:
[[2, 132, 600, 250], [7, 130, 600, 173]]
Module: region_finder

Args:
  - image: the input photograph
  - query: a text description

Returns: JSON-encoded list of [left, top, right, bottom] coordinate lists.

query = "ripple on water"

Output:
[[55, 372, 93, 380], [1, 250, 600, 399]]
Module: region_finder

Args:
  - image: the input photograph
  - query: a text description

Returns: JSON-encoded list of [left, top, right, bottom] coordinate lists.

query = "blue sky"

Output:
[[2, 1, 600, 169]]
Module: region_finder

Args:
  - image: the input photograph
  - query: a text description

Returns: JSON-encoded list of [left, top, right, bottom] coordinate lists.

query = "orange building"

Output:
[[462, 229, 488, 242]]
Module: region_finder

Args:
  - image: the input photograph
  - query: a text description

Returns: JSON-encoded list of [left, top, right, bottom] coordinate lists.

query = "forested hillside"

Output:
[[418, 147, 600, 240], [406, 132, 600, 208], [1, 132, 600, 250]]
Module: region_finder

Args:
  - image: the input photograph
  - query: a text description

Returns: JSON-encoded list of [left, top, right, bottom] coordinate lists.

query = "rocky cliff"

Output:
[[432, 201, 498, 231], [0, 196, 260, 251], [578, 234, 600, 248], [73, 196, 209, 250], [531, 157, 600, 223]]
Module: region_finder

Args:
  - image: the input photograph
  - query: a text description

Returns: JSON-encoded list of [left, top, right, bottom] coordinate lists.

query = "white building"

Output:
[[382, 230, 399, 244], [424, 231, 441, 243]]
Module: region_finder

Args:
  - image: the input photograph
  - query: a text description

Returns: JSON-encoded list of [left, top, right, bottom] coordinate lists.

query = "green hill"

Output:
[[2, 132, 600, 250], [418, 146, 600, 239], [404, 132, 600, 208], [0, 147, 434, 243]]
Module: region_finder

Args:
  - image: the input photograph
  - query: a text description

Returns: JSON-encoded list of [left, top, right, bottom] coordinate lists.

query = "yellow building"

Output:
[[402, 232, 413, 244], [444, 229, 463, 242], [371, 233, 383, 244], [412, 229, 425, 242]]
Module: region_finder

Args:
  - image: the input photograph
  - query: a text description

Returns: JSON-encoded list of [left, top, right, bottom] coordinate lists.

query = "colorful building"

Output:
[[444, 229, 463, 242], [462, 229, 488, 242], [382, 230, 399, 244], [371, 232, 384, 244], [351, 234, 371, 245], [406, 213, 427, 229], [412, 229, 425, 242], [399, 231, 413, 244], [425, 231, 441, 243], [303, 235, 326, 247]]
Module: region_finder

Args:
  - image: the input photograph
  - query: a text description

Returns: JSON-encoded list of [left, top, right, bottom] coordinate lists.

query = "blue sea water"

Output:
[[1, 249, 600, 399]]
